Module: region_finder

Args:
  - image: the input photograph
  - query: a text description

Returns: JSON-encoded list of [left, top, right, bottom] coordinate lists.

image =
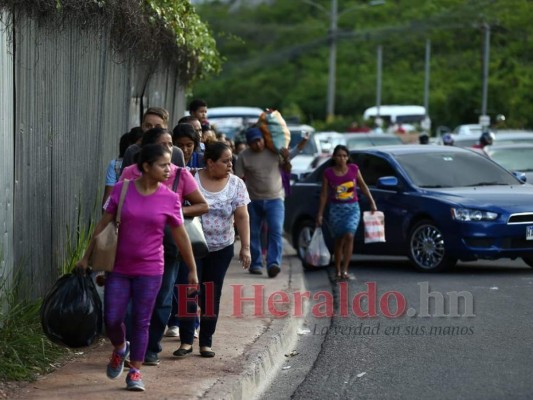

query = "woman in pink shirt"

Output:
[[120, 128, 207, 366], [77, 144, 199, 392]]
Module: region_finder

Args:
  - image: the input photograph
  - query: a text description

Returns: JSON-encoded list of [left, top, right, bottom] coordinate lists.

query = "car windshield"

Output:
[[395, 151, 520, 187], [209, 116, 259, 139], [370, 136, 403, 146], [289, 129, 314, 149], [494, 137, 533, 145], [300, 136, 318, 155], [488, 148, 533, 171], [316, 136, 344, 153], [453, 138, 478, 148], [347, 138, 374, 149]]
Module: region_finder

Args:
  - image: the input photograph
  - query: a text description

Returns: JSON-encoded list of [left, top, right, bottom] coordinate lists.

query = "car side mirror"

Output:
[[376, 176, 399, 190], [512, 171, 527, 183]]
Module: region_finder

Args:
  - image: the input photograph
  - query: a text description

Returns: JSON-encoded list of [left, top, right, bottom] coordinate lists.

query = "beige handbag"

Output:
[[89, 180, 130, 271]]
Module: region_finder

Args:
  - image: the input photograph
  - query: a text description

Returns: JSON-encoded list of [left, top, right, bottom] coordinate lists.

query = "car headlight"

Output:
[[451, 208, 499, 222]]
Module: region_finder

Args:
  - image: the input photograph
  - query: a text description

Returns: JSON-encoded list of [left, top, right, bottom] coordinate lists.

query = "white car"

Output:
[[207, 106, 264, 140], [493, 130, 533, 144], [484, 143, 533, 182], [288, 127, 325, 181], [313, 131, 346, 154], [453, 124, 483, 136]]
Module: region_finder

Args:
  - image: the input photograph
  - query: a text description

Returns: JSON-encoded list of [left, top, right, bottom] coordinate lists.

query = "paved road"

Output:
[[261, 256, 533, 400]]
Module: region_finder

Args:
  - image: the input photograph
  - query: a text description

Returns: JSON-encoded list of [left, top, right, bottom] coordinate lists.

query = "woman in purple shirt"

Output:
[[317, 145, 377, 280]]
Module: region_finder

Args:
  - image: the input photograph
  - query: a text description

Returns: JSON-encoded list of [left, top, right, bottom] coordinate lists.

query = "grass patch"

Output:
[[61, 206, 95, 276], [0, 273, 69, 382], [0, 204, 95, 382]]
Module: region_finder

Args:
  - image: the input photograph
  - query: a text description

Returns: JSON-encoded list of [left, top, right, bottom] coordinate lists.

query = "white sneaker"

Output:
[[194, 329, 199, 339], [165, 326, 180, 337]]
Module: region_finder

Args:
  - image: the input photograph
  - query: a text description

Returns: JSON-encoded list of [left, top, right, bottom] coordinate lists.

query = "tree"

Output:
[[191, 0, 533, 130]]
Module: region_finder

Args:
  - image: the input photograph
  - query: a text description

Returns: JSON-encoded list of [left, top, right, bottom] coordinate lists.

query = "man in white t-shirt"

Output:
[[235, 127, 290, 278]]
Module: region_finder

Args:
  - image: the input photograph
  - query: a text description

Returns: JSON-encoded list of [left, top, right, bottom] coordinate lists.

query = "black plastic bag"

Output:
[[40, 269, 103, 348]]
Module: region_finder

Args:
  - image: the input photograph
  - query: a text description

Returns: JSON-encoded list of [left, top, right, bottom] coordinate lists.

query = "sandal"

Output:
[[341, 272, 350, 280]]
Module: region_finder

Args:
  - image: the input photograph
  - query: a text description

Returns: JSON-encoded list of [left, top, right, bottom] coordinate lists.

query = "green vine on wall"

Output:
[[0, 0, 222, 86], [144, 0, 222, 79]]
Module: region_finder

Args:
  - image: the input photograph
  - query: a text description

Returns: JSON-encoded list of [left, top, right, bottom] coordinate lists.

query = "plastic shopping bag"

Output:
[[40, 269, 103, 348], [305, 227, 331, 267], [363, 211, 386, 243]]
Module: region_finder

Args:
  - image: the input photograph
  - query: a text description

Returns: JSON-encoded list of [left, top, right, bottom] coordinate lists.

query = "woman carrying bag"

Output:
[[317, 145, 377, 280], [119, 127, 208, 365], [77, 144, 198, 392], [174, 141, 251, 358]]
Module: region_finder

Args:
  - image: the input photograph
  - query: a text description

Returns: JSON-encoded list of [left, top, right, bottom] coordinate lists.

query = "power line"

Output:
[[218, 0, 499, 72]]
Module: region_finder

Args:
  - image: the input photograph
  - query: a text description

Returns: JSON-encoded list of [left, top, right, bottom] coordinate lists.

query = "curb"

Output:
[[204, 247, 307, 400]]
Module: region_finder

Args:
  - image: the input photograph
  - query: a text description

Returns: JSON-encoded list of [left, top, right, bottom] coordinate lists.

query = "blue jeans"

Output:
[[179, 244, 234, 348], [248, 199, 284, 270], [146, 256, 180, 354]]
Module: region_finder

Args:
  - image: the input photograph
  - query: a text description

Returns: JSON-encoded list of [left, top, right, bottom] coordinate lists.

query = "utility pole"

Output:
[[422, 38, 431, 133], [376, 45, 382, 119], [423, 39, 431, 117], [480, 22, 490, 132], [326, 0, 337, 122], [303, 0, 385, 121]]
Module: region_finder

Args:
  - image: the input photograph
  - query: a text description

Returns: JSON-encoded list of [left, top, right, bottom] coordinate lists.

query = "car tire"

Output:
[[521, 257, 533, 268], [293, 219, 322, 270], [408, 220, 456, 272]]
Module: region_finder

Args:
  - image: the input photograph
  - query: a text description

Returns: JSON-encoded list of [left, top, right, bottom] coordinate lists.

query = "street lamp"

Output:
[[304, 0, 385, 121]]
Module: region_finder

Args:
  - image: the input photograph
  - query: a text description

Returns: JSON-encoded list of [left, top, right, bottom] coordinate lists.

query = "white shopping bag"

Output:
[[363, 211, 386, 243], [304, 227, 331, 267]]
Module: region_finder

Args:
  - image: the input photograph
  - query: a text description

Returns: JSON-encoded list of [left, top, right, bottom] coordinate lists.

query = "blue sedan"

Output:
[[284, 145, 533, 272]]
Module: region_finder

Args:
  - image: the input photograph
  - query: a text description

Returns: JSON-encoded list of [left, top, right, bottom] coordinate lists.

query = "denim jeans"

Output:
[[146, 256, 180, 354], [248, 199, 284, 270], [179, 244, 234, 348]]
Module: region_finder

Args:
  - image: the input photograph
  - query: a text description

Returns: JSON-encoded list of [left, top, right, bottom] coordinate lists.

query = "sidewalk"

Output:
[[11, 240, 306, 400]]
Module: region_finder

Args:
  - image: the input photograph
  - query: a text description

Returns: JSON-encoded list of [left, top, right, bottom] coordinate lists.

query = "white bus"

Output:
[[363, 105, 427, 129]]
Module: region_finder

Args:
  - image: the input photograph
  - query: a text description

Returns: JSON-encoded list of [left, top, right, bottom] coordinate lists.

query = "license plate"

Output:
[[527, 226, 533, 240]]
